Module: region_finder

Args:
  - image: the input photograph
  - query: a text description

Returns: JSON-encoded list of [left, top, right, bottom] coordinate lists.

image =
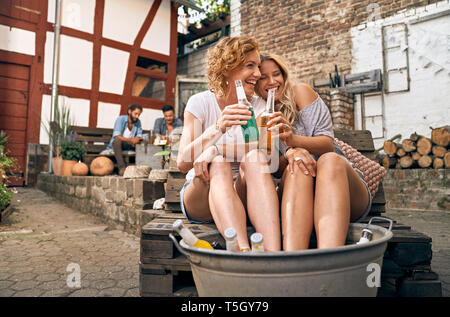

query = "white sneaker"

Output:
[[99, 149, 114, 155]]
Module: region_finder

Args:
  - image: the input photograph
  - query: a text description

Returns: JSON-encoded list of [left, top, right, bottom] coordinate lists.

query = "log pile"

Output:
[[380, 126, 449, 169]]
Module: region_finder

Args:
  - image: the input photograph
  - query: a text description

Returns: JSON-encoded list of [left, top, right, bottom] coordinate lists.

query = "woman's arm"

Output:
[[290, 84, 334, 154], [177, 112, 223, 174], [270, 83, 334, 156]]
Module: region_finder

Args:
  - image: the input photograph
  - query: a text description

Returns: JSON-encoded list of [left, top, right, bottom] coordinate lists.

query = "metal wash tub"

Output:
[[169, 217, 393, 297]]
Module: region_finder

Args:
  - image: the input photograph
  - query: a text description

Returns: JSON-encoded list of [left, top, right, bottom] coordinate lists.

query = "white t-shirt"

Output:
[[123, 127, 133, 139], [184, 90, 266, 181]]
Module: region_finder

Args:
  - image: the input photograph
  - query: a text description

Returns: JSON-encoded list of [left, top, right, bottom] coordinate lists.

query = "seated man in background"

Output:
[[153, 105, 183, 141], [104, 104, 143, 176]]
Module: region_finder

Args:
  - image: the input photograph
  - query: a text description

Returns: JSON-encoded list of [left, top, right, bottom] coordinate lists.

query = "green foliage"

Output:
[[0, 131, 17, 209], [41, 102, 73, 156], [0, 183, 13, 209], [194, 0, 230, 22], [0, 131, 16, 172], [154, 144, 170, 157], [60, 140, 86, 161]]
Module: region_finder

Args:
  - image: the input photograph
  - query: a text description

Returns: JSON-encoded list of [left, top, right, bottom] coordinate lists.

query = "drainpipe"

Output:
[[48, 0, 62, 173]]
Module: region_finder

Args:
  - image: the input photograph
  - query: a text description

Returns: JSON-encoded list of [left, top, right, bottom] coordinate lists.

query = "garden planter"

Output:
[[52, 156, 63, 175], [62, 160, 77, 176]]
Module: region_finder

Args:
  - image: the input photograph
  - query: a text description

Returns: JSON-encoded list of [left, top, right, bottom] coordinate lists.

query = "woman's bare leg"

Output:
[[238, 150, 281, 251], [279, 163, 315, 251], [208, 155, 250, 250], [182, 178, 212, 223], [314, 152, 370, 249]]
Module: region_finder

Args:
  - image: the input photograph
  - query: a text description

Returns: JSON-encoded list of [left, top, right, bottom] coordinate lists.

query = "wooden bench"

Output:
[[139, 129, 442, 297], [71, 125, 150, 168]]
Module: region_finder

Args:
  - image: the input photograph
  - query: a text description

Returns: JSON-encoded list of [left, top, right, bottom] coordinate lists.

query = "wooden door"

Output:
[[0, 61, 30, 186]]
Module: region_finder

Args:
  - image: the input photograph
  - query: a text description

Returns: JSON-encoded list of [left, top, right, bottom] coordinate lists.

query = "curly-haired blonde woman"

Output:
[[255, 54, 372, 250], [177, 37, 281, 251]]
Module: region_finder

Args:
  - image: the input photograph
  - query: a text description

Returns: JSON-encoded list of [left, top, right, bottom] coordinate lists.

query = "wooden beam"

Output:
[[26, 0, 47, 145], [121, 0, 162, 115], [0, 49, 33, 66], [178, 15, 230, 45], [134, 67, 168, 80], [89, 0, 105, 128]]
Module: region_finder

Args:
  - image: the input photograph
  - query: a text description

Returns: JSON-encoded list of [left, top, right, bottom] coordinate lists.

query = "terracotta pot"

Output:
[[52, 156, 64, 175], [62, 160, 77, 176]]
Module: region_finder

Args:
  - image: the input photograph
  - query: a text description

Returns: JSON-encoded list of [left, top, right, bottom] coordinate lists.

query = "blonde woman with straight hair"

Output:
[[256, 53, 372, 251], [177, 37, 281, 252]]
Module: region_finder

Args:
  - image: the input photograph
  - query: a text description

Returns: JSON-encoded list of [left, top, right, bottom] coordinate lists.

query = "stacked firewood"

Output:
[[380, 126, 449, 169]]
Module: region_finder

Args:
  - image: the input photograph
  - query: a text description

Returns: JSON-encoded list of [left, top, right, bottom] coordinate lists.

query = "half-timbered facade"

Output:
[[0, 0, 180, 185]]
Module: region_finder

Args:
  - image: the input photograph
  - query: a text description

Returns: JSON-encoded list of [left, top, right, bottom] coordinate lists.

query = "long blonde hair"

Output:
[[256, 54, 298, 124], [206, 36, 259, 98]]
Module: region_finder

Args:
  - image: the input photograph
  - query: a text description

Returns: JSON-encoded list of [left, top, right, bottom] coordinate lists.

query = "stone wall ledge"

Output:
[[36, 173, 167, 236]]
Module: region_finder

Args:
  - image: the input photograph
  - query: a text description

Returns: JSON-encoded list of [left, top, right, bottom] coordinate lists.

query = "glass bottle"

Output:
[[250, 232, 264, 252], [172, 220, 214, 250], [224, 227, 238, 252], [356, 228, 373, 245], [235, 80, 259, 143], [259, 88, 276, 154]]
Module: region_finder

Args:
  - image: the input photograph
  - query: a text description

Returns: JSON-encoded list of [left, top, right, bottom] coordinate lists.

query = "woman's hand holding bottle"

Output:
[[216, 104, 252, 133], [267, 112, 294, 146]]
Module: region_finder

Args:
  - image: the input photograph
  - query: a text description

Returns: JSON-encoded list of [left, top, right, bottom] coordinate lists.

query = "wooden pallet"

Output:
[[140, 213, 216, 296], [139, 129, 442, 297]]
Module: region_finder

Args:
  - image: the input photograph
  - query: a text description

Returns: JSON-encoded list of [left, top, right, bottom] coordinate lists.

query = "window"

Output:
[[132, 74, 165, 101], [136, 56, 168, 73]]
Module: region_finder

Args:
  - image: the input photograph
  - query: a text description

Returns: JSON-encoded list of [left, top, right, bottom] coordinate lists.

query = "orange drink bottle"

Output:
[[259, 88, 276, 154], [172, 220, 213, 250]]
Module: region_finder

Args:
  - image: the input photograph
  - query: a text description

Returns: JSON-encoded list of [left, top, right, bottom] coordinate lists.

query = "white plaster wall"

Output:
[[139, 108, 163, 131], [102, 0, 153, 45], [40, 94, 90, 144], [0, 24, 35, 55], [141, 0, 171, 55], [44, 32, 93, 89], [48, 0, 95, 34], [351, 1, 450, 150], [99, 46, 129, 94], [96, 102, 121, 129]]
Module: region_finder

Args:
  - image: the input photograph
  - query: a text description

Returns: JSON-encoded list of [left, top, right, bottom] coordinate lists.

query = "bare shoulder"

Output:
[[293, 83, 319, 111]]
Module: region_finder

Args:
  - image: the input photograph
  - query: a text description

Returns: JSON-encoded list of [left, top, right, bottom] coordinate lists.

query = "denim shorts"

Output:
[[352, 167, 373, 223], [179, 178, 214, 224]]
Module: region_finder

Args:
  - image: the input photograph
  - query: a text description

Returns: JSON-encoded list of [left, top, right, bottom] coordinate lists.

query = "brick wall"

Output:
[[317, 88, 355, 130], [177, 46, 209, 76], [239, 0, 442, 85], [383, 169, 450, 211]]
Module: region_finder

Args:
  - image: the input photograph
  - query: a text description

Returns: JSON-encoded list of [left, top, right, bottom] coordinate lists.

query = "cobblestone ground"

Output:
[[0, 187, 140, 297]]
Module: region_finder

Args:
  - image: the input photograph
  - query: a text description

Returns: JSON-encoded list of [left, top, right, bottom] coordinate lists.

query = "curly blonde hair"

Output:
[[206, 36, 259, 97], [255, 53, 298, 124]]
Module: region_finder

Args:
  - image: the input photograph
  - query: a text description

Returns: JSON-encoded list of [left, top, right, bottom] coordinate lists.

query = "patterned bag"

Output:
[[335, 138, 387, 197]]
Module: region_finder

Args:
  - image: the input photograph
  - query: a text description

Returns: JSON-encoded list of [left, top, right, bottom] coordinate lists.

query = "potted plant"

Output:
[[60, 131, 86, 176], [0, 131, 17, 221], [42, 103, 72, 175]]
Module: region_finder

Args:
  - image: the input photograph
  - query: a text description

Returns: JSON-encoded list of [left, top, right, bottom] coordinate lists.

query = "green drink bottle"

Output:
[[235, 80, 259, 143]]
